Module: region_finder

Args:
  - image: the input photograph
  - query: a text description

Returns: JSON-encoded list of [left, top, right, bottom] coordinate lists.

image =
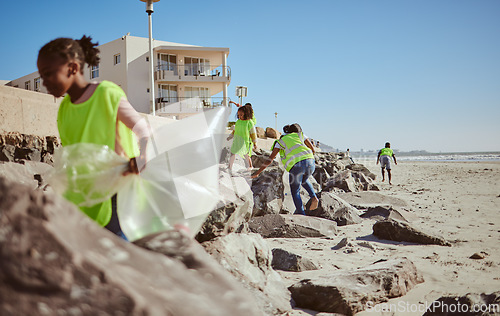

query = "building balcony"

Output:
[[154, 65, 231, 82], [155, 96, 230, 115]]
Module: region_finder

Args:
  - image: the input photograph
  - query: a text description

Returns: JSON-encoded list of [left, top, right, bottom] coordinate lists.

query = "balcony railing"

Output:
[[154, 65, 231, 81], [155, 96, 230, 114]]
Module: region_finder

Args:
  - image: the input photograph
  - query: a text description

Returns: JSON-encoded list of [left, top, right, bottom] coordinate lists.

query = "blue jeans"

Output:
[[289, 158, 317, 215]]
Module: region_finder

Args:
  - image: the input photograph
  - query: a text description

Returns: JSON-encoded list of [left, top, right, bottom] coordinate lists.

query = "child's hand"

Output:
[[123, 157, 139, 175], [123, 155, 146, 176]]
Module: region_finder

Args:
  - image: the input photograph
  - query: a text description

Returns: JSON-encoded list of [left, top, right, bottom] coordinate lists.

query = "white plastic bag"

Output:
[[50, 143, 130, 208], [50, 107, 231, 241]]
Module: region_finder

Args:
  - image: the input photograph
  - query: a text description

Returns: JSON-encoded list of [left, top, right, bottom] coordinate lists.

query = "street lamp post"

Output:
[[140, 0, 160, 116], [274, 112, 278, 131]]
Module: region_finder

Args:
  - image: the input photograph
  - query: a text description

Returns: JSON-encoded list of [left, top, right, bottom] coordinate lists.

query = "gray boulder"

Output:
[[272, 248, 318, 272], [424, 291, 500, 315], [306, 191, 362, 226], [373, 219, 451, 246], [196, 169, 254, 242], [288, 258, 424, 315], [248, 214, 337, 238], [0, 176, 261, 316], [202, 233, 292, 314], [361, 205, 411, 222], [337, 191, 413, 213], [251, 166, 284, 216], [323, 170, 379, 193]]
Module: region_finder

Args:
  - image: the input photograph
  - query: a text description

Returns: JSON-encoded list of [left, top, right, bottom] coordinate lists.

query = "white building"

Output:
[[7, 35, 231, 119]]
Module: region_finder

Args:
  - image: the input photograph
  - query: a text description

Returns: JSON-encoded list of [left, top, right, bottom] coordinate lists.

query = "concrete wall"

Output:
[[0, 85, 61, 137], [0, 84, 175, 139]]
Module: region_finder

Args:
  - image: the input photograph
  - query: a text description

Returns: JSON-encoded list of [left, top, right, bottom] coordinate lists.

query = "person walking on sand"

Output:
[[252, 123, 319, 215], [377, 142, 397, 185], [37, 35, 150, 240], [227, 106, 257, 172]]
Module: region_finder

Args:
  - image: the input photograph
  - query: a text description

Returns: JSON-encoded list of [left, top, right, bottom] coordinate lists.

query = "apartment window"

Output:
[[159, 84, 178, 103], [25, 81, 31, 90], [157, 53, 177, 74], [185, 86, 210, 102], [34, 77, 41, 91], [184, 57, 210, 76], [91, 64, 99, 79], [114, 53, 121, 65]]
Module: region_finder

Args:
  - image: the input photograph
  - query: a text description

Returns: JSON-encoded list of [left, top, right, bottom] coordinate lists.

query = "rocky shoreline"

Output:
[[1, 132, 499, 315]]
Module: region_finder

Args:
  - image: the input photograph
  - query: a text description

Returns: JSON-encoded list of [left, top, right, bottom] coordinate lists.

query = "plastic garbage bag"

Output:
[[50, 106, 231, 241], [50, 143, 130, 208]]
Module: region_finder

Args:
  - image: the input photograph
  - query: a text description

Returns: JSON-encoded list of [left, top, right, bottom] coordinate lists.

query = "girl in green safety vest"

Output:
[[37, 35, 150, 240], [252, 124, 319, 215], [227, 106, 257, 172]]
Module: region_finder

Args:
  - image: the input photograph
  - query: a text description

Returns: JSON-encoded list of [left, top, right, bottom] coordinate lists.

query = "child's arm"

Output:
[[117, 97, 150, 174], [249, 126, 257, 150]]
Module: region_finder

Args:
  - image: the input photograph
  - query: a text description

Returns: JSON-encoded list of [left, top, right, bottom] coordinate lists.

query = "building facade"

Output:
[[7, 35, 231, 119]]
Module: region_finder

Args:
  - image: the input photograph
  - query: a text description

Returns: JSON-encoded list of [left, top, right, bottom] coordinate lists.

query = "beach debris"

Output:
[[248, 214, 337, 238], [288, 258, 424, 315], [271, 248, 318, 272], [306, 191, 362, 226], [373, 219, 451, 246], [0, 176, 262, 316], [332, 237, 350, 250], [423, 291, 500, 315], [202, 233, 292, 314], [469, 252, 489, 260], [361, 205, 412, 222]]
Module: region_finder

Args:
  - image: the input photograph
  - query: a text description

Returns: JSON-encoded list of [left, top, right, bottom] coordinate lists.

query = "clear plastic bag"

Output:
[[50, 107, 231, 241]]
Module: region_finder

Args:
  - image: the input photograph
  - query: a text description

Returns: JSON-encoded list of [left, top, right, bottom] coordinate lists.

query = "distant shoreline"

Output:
[[347, 152, 500, 162]]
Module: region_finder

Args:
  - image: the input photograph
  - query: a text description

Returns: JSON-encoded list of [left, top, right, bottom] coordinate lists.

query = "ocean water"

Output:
[[396, 152, 500, 162], [348, 152, 500, 162]]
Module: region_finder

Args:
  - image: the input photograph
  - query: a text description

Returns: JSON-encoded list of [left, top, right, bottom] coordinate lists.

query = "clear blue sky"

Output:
[[1, 0, 499, 152]]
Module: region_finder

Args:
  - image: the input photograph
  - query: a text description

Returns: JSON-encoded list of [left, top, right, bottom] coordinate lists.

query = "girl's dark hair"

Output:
[[237, 106, 252, 120], [38, 35, 100, 73], [284, 123, 302, 134], [243, 103, 254, 119]]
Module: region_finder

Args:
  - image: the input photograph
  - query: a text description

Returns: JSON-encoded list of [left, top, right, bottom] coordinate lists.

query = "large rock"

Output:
[[288, 258, 424, 315], [323, 170, 379, 193], [361, 205, 411, 222], [423, 291, 500, 315], [271, 248, 318, 272], [248, 214, 337, 238], [196, 169, 254, 242], [202, 233, 292, 314], [337, 191, 412, 212], [346, 163, 376, 180], [251, 166, 284, 216], [373, 219, 451, 246], [255, 126, 266, 139], [265, 127, 280, 139], [0, 161, 53, 190], [0, 132, 60, 165], [0, 176, 261, 316], [306, 191, 362, 226]]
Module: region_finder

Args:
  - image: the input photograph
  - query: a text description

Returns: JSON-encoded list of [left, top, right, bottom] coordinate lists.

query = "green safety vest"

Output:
[[380, 147, 393, 157], [57, 80, 139, 226], [275, 132, 314, 172]]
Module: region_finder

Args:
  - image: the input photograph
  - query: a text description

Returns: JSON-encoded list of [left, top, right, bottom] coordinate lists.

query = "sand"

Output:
[[268, 159, 500, 315]]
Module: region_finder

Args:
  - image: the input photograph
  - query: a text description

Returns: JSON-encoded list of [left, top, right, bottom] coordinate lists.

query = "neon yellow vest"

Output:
[[275, 132, 314, 172], [57, 80, 139, 226], [380, 148, 393, 157]]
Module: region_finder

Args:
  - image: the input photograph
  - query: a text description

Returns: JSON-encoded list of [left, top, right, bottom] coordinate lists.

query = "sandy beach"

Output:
[[268, 159, 500, 315]]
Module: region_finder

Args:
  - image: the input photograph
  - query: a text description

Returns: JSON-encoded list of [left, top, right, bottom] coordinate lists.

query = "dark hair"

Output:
[[38, 35, 100, 73], [385, 142, 390, 147], [284, 123, 302, 134], [237, 106, 253, 120]]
